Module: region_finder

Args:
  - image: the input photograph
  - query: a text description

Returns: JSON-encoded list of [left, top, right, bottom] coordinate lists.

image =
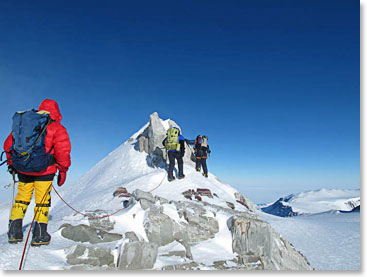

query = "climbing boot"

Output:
[[31, 222, 51, 246], [8, 219, 23, 244], [178, 174, 185, 179], [203, 173, 208, 178], [168, 177, 176, 182], [196, 168, 201, 172]]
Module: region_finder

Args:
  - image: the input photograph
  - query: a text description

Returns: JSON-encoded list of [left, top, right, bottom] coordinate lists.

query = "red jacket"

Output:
[[3, 99, 71, 176]]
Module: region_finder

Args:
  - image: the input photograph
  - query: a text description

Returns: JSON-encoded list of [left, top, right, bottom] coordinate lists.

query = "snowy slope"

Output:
[[259, 210, 360, 270], [50, 119, 250, 220], [0, 115, 358, 270], [0, 118, 255, 270], [261, 189, 360, 217]]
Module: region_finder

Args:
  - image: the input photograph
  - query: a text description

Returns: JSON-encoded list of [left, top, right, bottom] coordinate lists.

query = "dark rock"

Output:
[[197, 188, 213, 198], [133, 189, 155, 203], [261, 198, 298, 217], [226, 202, 235, 210], [161, 251, 186, 258], [230, 216, 312, 270], [87, 210, 115, 232], [155, 196, 169, 205], [234, 192, 256, 212], [125, 231, 140, 242], [162, 262, 200, 270], [144, 210, 181, 246], [113, 187, 128, 197], [195, 195, 202, 201], [66, 245, 114, 267], [139, 198, 155, 210], [60, 223, 122, 244]]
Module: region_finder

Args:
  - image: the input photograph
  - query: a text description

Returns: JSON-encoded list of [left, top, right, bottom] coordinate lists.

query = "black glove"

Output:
[[207, 150, 211, 154], [8, 165, 16, 175]]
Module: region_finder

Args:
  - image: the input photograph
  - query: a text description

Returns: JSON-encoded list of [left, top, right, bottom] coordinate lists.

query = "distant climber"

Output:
[[162, 127, 185, 181], [194, 135, 211, 177], [3, 99, 71, 246]]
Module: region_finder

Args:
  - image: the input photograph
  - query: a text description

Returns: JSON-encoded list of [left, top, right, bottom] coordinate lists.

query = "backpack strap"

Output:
[[0, 151, 7, 167], [19, 116, 53, 162]]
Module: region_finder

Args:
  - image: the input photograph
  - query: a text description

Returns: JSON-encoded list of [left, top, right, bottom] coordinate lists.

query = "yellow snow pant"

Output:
[[10, 180, 52, 224]]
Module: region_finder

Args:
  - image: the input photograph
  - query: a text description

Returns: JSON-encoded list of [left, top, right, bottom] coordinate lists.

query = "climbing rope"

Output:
[[148, 171, 167, 193], [52, 185, 126, 219], [19, 183, 52, 270], [17, 148, 177, 269], [148, 146, 170, 193], [19, 183, 128, 270]]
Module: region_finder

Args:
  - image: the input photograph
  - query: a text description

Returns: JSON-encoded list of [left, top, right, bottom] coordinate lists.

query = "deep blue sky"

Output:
[[0, 0, 360, 203]]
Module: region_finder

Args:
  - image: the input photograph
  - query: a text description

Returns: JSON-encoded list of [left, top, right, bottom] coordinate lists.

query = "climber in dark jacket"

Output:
[[162, 127, 185, 181], [194, 135, 211, 177]]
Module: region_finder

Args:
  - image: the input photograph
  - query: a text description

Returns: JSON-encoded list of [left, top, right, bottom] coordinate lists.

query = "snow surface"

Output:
[[0, 119, 360, 271], [258, 210, 360, 270], [0, 120, 250, 270]]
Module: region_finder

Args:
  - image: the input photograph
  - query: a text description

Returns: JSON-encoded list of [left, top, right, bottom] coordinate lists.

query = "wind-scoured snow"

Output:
[[258, 210, 360, 270]]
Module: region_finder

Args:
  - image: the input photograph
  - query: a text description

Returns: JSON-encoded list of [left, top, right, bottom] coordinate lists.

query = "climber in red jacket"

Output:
[[3, 99, 71, 246]]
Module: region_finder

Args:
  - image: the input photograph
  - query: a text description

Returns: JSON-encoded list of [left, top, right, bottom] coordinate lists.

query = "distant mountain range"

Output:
[[260, 189, 360, 217]]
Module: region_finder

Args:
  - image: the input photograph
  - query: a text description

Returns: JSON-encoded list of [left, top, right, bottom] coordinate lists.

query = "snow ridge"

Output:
[[261, 188, 360, 217]]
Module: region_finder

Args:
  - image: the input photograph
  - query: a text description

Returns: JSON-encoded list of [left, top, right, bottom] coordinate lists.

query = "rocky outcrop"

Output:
[[66, 245, 115, 268], [137, 112, 195, 166], [117, 241, 158, 270], [60, 188, 311, 271], [138, 191, 219, 247], [180, 209, 219, 244], [135, 188, 311, 270], [113, 187, 131, 199], [87, 210, 115, 232], [60, 223, 122, 244], [144, 210, 182, 246], [125, 231, 140, 242], [57, 112, 313, 271], [230, 216, 312, 270], [182, 188, 213, 201], [234, 192, 256, 212], [162, 262, 200, 270]]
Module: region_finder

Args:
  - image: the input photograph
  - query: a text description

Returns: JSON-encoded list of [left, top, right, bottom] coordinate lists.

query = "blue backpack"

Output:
[[11, 110, 54, 172]]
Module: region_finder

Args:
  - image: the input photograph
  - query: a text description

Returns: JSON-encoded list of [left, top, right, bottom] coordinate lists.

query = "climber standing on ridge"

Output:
[[194, 135, 211, 177], [3, 99, 71, 246], [162, 127, 185, 182]]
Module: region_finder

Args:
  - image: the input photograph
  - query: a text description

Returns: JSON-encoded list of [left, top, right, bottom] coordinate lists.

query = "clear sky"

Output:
[[0, 0, 360, 203]]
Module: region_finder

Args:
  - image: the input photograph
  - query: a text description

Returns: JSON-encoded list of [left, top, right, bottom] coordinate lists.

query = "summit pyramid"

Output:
[[0, 112, 312, 270]]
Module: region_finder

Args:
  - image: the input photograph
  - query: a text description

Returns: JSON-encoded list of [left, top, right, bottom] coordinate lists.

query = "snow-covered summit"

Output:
[[261, 188, 360, 217], [51, 112, 255, 218], [0, 112, 312, 270]]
